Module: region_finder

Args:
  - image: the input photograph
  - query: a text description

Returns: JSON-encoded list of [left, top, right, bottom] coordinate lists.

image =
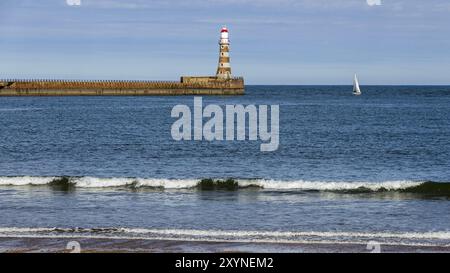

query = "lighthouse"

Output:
[[216, 27, 232, 80]]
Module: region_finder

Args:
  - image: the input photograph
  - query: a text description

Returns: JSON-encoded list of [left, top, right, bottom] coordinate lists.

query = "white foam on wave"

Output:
[[0, 227, 448, 246], [121, 228, 450, 240], [138, 178, 198, 189], [72, 177, 199, 189], [0, 176, 56, 186], [0, 176, 424, 191], [0, 176, 199, 189], [72, 177, 135, 188], [239, 179, 424, 191]]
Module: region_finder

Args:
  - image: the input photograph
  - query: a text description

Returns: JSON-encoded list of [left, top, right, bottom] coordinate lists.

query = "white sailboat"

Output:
[[353, 74, 361, 95]]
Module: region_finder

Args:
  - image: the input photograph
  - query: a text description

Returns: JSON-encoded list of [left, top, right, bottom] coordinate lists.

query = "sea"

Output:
[[0, 86, 449, 250]]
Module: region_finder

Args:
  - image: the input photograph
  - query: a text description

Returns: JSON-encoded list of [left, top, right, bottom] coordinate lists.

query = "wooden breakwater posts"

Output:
[[0, 77, 244, 96]]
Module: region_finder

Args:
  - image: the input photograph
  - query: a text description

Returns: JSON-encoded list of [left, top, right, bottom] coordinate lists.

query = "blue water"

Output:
[[0, 86, 449, 246]]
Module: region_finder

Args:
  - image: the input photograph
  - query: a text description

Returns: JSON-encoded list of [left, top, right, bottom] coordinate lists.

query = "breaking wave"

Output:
[[0, 176, 449, 196], [0, 227, 449, 246]]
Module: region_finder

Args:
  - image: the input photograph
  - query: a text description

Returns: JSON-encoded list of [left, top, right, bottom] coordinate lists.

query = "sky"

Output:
[[1, 0, 450, 84]]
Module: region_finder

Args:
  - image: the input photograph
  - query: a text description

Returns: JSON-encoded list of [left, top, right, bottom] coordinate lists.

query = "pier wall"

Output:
[[0, 77, 244, 96]]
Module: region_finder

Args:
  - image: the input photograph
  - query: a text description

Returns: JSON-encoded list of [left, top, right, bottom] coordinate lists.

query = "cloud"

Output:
[[366, 0, 381, 6], [76, 0, 362, 9], [66, 0, 81, 6]]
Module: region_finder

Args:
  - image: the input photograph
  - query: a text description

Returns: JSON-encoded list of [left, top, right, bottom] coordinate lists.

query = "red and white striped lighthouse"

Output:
[[216, 27, 232, 80]]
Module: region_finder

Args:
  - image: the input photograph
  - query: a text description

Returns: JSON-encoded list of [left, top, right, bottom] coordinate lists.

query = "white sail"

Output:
[[353, 74, 361, 95]]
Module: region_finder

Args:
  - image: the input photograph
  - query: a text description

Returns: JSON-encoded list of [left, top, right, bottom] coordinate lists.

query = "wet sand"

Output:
[[1, 237, 449, 253]]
